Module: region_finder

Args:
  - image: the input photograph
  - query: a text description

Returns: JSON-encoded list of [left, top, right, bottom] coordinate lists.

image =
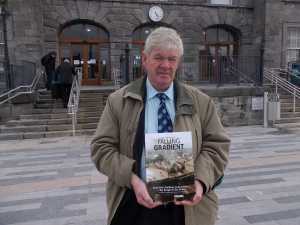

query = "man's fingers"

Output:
[[193, 194, 202, 202]]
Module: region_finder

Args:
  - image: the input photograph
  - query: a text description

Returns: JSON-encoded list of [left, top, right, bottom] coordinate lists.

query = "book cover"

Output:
[[145, 131, 195, 203]]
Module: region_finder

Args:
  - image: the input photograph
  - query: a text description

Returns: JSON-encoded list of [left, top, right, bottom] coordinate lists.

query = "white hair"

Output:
[[64, 58, 70, 63], [144, 27, 183, 56]]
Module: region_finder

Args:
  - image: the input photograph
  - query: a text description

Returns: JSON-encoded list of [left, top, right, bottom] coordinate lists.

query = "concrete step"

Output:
[[35, 99, 56, 104], [6, 116, 100, 127], [280, 99, 300, 105], [19, 113, 67, 120], [0, 124, 47, 133], [78, 101, 104, 107], [34, 102, 64, 109], [79, 96, 106, 101], [29, 106, 104, 114], [0, 129, 96, 140], [280, 102, 300, 107], [276, 122, 300, 129], [38, 95, 53, 100], [281, 106, 300, 112], [19, 111, 101, 120], [280, 112, 300, 118], [275, 117, 300, 124], [0, 122, 97, 134], [31, 108, 68, 114]]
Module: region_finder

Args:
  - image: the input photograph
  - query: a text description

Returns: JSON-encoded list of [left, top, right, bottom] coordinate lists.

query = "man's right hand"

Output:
[[131, 173, 161, 209]]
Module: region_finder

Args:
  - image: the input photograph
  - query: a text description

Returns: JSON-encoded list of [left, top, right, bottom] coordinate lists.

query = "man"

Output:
[[91, 27, 230, 225], [41, 51, 56, 90], [55, 58, 75, 108]]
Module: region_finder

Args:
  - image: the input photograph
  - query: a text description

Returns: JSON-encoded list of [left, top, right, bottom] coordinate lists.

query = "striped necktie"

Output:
[[156, 93, 173, 133]]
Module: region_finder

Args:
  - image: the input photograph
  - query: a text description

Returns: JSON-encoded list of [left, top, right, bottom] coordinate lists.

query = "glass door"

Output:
[[70, 44, 100, 85]]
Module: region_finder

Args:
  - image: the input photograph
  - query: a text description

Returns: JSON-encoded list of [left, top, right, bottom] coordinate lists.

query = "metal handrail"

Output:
[[113, 68, 122, 89], [67, 73, 81, 136], [227, 66, 256, 85], [0, 69, 44, 106], [264, 68, 300, 113]]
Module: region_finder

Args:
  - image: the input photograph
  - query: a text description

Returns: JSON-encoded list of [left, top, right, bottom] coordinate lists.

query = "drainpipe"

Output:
[[124, 43, 130, 85], [1, 0, 11, 90], [259, 0, 266, 86]]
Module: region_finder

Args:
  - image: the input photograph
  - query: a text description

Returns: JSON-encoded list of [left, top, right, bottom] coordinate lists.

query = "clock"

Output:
[[149, 6, 164, 22]]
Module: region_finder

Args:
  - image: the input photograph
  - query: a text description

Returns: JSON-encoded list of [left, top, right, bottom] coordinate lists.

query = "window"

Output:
[[131, 24, 169, 80], [286, 27, 300, 63], [211, 0, 232, 5], [59, 21, 110, 84]]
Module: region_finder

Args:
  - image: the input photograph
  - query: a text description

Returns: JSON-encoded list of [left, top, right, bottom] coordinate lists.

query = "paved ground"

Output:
[[0, 125, 300, 225]]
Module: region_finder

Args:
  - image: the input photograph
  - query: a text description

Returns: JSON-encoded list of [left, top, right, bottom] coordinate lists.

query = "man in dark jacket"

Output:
[[41, 51, 56, 90], [55, 58, 76, 108]]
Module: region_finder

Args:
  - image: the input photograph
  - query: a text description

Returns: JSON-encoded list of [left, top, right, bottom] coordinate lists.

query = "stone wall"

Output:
[[201, 86, 264, 126], [263, 0, 300, 68], [5, 0, 260, 83]]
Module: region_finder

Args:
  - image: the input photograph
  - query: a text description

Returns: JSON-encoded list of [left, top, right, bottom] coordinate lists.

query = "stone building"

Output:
[[0, 0, 298, 125]]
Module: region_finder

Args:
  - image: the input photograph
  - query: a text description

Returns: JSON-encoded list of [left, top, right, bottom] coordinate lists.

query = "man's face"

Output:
[[142, 48, 181, 91]]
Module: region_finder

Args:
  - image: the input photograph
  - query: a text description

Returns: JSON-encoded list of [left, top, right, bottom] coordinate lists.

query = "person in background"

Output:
[[41, 51, 56, 91], [55, 58, 75, 108], [91, 27, 230, 225]]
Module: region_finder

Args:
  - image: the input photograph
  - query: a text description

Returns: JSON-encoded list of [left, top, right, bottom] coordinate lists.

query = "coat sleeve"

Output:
[[194, 98, 230, 193], [90, 95, 136, 188]]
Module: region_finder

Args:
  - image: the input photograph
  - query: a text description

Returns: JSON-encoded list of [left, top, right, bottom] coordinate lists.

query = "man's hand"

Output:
[[174, 180, 203, 206], [131, 173, 161, 208]]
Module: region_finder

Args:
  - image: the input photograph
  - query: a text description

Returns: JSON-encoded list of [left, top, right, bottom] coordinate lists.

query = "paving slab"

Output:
[[0, 125, 300, 225]]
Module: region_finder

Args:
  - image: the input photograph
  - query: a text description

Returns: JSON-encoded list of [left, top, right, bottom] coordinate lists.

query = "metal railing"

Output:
[[0, 69, 44, 106], [264, 68, 300, 113], [113, 68, 122, 89], [67, 73, 81, 136], [198, 55, 261, 85]]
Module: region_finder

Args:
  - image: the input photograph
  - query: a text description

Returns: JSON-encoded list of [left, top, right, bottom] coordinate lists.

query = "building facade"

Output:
[[1, 0, 299, 125], [0, 0, 264, 87]]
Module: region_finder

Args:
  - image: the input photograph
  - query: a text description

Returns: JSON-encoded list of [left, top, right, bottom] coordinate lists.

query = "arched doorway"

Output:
[[131, 24, 172, 80], [199, 25, 240, 83], [59, 20, 110, 85]]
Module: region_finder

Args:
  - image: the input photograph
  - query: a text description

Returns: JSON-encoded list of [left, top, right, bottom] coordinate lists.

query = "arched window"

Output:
[[59, 20, 110, 85], [199, 25, 240, 83], [131, 24, 172, 80]]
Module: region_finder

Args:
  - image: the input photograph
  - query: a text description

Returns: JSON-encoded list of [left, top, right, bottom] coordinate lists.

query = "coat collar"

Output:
[[124, 77, 194, 115]]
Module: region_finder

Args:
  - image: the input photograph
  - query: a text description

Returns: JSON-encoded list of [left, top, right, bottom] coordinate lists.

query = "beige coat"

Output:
[[91, 78, 230, 225]]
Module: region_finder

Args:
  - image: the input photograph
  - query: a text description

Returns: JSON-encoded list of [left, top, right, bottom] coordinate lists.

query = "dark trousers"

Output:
[[111, 190, 185, 225], [46, 71, 54, 90], [61, 84, 72, 108]]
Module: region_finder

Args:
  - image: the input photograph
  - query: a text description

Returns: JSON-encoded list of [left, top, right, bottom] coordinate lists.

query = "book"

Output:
[[145, 131, 195, 203]]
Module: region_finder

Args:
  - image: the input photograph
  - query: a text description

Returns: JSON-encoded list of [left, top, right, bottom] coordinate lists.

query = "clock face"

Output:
[[149, 6, 164, 22]]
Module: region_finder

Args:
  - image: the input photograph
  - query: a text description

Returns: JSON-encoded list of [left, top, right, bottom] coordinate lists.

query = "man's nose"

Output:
[[160, 58, 171, 68]]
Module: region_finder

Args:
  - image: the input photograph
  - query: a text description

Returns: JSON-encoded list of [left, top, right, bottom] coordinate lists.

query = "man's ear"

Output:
[[141, 52, 147, 67]]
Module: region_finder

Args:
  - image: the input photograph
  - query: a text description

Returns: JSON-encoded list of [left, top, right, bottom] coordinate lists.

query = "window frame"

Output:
[[210, 0, 232, 5], [283, 23, 300, 67]]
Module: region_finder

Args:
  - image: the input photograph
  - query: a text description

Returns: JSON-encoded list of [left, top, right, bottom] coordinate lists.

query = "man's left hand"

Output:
[[174, 180, 203, 206]]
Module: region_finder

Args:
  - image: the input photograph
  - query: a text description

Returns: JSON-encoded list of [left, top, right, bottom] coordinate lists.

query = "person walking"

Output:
[[55, 58, 75, 108], [91, 27, 230, 225], [41, 51, 56, 91]]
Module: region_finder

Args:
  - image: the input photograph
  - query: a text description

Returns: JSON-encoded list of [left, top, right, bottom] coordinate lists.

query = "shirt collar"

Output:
[[146, 78, 174, 101]]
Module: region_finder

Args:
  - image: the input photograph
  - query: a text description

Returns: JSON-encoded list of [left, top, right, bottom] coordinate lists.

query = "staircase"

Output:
[[274, 91, 300, 132], [0, 89, 112, 140], [263, 68, 300, 133]]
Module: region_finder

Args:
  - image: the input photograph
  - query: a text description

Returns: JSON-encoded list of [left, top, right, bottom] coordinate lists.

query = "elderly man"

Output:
[[91, 27, 230, 225]]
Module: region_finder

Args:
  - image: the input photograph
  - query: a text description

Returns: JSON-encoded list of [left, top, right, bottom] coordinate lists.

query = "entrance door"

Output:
[[199, 44, 234, 83], [70, 44, 100, 85], [200, 25, 239, 83], [210, 44, 233, 83], [59, 21, 110, 85]]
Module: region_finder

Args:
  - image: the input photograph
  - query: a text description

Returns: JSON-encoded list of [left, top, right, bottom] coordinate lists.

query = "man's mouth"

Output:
[[157, 71, 171, 76]]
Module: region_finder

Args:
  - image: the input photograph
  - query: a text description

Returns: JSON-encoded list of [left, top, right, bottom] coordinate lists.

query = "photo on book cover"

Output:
[[145, 131, 195, 203]]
